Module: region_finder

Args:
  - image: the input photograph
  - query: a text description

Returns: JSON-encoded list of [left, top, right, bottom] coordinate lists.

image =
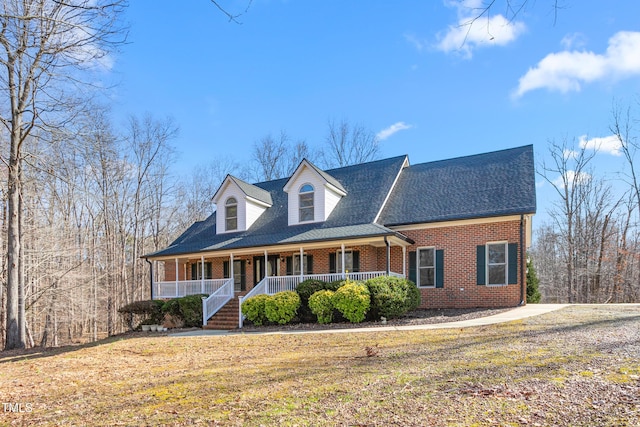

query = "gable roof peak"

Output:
[[212, 174, 273, 206], [283, 158, 346, 194]]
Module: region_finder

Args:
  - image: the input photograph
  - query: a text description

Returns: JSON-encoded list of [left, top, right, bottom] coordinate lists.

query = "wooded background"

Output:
[[0, 0, 638, 349]]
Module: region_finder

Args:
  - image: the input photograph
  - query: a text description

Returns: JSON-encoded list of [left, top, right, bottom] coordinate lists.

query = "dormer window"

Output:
[[225, 197, 238, 231], [299, 184, 314, 222]]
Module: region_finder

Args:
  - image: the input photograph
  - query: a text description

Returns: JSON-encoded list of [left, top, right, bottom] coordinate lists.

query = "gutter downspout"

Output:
[[384, 236, 390, 275], [519, 214, 525, 306], [145, 259, 154, 300]]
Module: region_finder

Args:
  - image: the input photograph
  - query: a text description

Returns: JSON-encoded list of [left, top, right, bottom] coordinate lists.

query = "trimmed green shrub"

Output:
[[161, 298, 181, 319], [332, 280, 370, 323], [406, 279, 421, 311], [308, 290, 335, 324], [296, 279, 328, 306], [265, 291, 301, 325], [178, 294, 206, 328], [326, 280, 345, 291], [242, 294, 271, 326], [118, 299, 164, 329], [366, 276, 421, 319]]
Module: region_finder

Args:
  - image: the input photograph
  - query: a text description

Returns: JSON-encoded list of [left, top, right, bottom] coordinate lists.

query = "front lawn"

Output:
[[1, 305, 638, 426]]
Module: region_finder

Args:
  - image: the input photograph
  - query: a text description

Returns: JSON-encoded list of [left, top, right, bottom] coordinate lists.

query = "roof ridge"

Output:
[[411, 144, 532, 168]]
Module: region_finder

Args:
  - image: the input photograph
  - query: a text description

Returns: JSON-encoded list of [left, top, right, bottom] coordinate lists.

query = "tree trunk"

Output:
[[5, 136, 25, 350]]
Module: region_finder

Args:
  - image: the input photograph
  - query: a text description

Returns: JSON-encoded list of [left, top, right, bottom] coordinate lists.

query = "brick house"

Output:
[[144, 145, 536, 328]]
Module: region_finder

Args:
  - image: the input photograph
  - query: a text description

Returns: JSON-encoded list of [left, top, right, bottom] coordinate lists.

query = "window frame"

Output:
[[292, 253, 311, 275], [417, 246, 436, 288], [225, 197, 238, 231], [298, 183, 314, 223], [486, 241, 508, 286], [191, 261, 212, 280], [336, 250, 355, 273]]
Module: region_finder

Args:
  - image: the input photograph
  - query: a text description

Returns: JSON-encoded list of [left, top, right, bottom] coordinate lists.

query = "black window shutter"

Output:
[[329, 253, 336, 273], [191, 263, 197, 280], [286, 256, 293, 275], [206, 262, 212, 279], [223, 261, 229, 279], [508, 243, 518, 284], [477, 245, 486, 285], [435, 249, 444, 288], [408, 251, 416, 284], [306, 255, 313, 274], [352, 251, 360, 272]]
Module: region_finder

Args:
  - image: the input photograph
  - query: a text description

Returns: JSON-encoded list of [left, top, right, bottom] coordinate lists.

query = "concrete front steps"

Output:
[[204, 298, 239, 330]]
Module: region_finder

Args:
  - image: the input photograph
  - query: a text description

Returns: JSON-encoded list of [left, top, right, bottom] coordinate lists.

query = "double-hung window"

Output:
[[487, 242, 507, 286], [299, 184, 314, 222], [225, 197, 237, 231], [292, 254, 312, 275], [417, 247, 435, 287], [191, 261, 212, 280]]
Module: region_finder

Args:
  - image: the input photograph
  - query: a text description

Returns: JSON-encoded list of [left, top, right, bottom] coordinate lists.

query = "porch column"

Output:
[[264, 250, 269, 276], [230, 253, 234, 281], [201, 255, 205, 294], [341, 243, 346, 278], [299, 247, 304, 281], [402, 246, 407, 277], [175, 258, 179, 298], [385, 237, 391, 276]]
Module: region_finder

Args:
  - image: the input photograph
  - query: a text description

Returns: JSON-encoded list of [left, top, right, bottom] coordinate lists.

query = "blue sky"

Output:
[[110, 1, 640, 231]]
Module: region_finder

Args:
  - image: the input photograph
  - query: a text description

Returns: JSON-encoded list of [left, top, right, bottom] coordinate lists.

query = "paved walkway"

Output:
[[170, 304, 570, 337]]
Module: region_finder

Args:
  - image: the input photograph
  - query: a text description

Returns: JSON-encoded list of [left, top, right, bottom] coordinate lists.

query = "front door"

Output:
[[254, 255, 279, 284]]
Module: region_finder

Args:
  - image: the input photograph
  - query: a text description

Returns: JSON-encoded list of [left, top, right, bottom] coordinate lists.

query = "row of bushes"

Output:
[[118, 294, 205, 329], [242, 276, 421, 326]]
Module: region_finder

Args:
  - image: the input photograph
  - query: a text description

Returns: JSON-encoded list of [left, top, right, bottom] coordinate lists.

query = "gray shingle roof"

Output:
[[147, 155, 409, 257], [226, 175, 273, 205], [377, 145, 536, 225], [146, 146, 536, 258], [304, 159, 347, 193]]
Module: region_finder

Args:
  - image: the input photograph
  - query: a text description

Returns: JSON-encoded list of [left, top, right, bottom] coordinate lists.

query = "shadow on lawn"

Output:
[[0, 329, 194, 364]]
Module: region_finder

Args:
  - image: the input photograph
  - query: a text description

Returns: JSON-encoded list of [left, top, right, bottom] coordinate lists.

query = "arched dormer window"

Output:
[[225, 197, 238, 231], [299, 184, 314, 222]]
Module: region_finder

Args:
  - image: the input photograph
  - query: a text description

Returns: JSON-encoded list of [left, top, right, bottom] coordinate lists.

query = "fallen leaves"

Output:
[[0, 305, 639, 426]]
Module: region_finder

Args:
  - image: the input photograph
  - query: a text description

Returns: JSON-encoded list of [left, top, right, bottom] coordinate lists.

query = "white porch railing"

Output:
[[201, 278, 234, 326], [238, 271, 404, 328], [153, 279, 228, 299]]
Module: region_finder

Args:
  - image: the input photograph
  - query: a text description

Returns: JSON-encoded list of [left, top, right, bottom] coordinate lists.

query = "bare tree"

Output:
[[0, 0, 126, 350], [539, 139, 597, 303], [611, 102, 640, 220], [249, 131, 310, 181], [321, 119, 380, 168]]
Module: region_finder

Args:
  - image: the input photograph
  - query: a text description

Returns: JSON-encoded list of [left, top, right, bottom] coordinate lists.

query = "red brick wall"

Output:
[[156, 217, 526, 309], [401, 219, 525, 309]]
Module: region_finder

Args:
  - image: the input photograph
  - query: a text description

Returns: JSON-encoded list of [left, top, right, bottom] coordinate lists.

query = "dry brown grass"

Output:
[[1, 305, 639, 426]]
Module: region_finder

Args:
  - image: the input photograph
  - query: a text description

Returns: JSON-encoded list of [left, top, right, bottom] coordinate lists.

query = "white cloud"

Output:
[[561, 32, 587, 50], [435, 1, 526, 58], [578, 134, 622, 156], [376, 122, 413, 141], [514, 31, 640, 98], [552, 170, 591, 189]]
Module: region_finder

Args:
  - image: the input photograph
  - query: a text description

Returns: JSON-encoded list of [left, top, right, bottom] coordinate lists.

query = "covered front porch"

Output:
[[147, 235, 411, 328]]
